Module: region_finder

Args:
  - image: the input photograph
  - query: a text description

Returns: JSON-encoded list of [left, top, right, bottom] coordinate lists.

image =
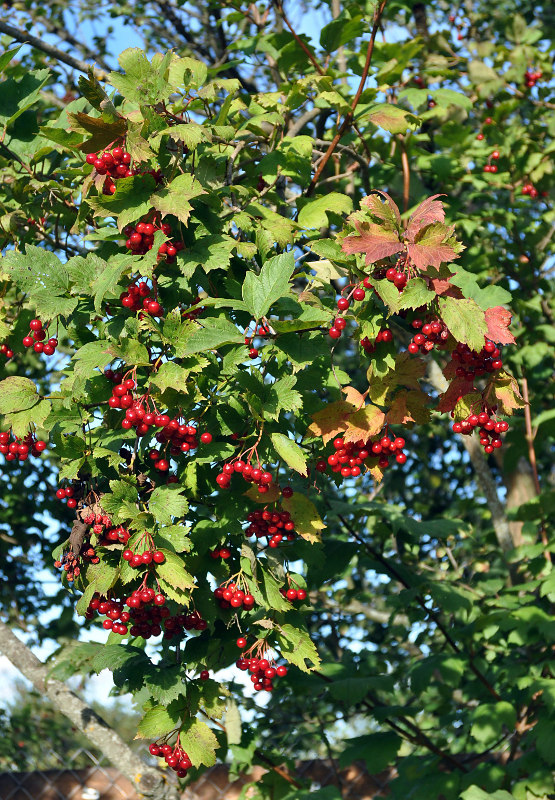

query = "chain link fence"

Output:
[[0, 746, 392, 800]]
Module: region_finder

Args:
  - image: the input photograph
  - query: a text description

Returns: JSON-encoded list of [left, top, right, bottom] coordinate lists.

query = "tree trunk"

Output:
[[0, 621, 179, 800]]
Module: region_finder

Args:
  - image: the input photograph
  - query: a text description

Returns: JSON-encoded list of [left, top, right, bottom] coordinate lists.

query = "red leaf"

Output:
[[484, 306, 516, 345], [407, 223, 459, 271], [341, 219, 403, 264], [405, 194, 446, 241], [437, 377, 475, 413]]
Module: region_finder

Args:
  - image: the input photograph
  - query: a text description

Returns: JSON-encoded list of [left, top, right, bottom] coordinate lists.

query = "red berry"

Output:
[[337, 298, 349, 311]]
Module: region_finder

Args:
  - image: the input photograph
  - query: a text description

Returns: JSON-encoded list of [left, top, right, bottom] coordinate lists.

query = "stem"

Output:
[[304, 0, 388, 196], [521, 378, 540, 495]]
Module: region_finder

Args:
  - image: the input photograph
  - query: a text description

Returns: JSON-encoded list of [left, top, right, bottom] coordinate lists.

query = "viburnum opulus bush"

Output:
[[0, 39, 550, 793]]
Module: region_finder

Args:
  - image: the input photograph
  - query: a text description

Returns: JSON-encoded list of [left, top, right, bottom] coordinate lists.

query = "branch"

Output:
[[305, 0, 388, 196], [427, 360, 515, 554], [0, 20, 108, 81], [0, 621, 176, 800]]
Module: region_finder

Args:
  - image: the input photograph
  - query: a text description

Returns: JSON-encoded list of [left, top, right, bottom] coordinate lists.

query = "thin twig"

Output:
[[304, 0, 388, 196], [0, 20, 108, 80]]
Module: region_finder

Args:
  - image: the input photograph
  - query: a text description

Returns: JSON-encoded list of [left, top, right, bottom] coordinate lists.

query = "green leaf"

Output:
[[0, 377, 40, 413], [109, 48, 173, 105], [460, 788, 516, 800], [91, 644, 148, 675], [136, 704, 181, 739], [0, 68, 50, 131], [87, 175, 157, 231], [72, 341, 113, 376], [180, 318, 244, 355], [265, 375, 303, 420], [156, 550, 195, 590], [320, 16, 365, 52], [0, 46, 22, 75], [367, 104, 420, 134], [338, 732, 401, 772], [438, 296, 488, 351], [105, 338, 151, 366], [7, 399, 50, 438], [151, 173, 206, 226], [470, 702, 517, 745], [271, 433, 308, 476], [148, 485, 189, 525], [392, 277, 435, 311], [298, 193, 353, 229], [179, 718, 219, 767], [149, 361, 192, 392], [275, 623, 321, 672], [242, 252, 294, 319], [431, 88, 473, 109], [144, 666, 187, 704], [92, 259, 130, 313]]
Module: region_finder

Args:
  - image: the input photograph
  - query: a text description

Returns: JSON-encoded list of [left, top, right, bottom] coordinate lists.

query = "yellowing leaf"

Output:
[[307, 400, 354, 444], [281, 493, 325, 544], [343, 405, 385, 445]]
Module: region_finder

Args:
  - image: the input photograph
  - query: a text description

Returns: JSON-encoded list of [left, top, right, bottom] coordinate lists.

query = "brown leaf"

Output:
[[405, 194, 446, 241], [407, 223, 459, 271], [308, 400, 354, 444], [68, 112, 127, 154], [341, 219, 403, 265], [484, 306, 516, 345]]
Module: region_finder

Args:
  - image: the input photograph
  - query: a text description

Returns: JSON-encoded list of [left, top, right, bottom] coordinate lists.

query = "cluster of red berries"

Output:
[[122, 222, 183, 262], [235, 648, 288, 692], [280, 586, 307, 602], [86, 594, 133, 635], [85, 146, 163, 196], [521, 182, 542, 199], [119, 281, 163, 315], [452, 412, 509, 453], [361, 328, 393, 352], [123, 547, 165, 568], [483, 150, 500, 173], [214, 582, 255, 610], [163, 610, 207, 640], [95, 524, 130, 546], [210, 546, 232, 560], [149, 741, 192, 778], [0, 342, 13, 359], [323, 434, 407, 477], [385, 264, 409, 290], [524, 69, 542, 89], [149, 421, 212, 470], [0, 430, 47, 462], [451, 340, 503, 379], [215, 460, 274, 493], [245, 507, 297, 548], [55, 484, 78, 507], [22, 319, 58, 357], [407, 318, 449, 354]]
